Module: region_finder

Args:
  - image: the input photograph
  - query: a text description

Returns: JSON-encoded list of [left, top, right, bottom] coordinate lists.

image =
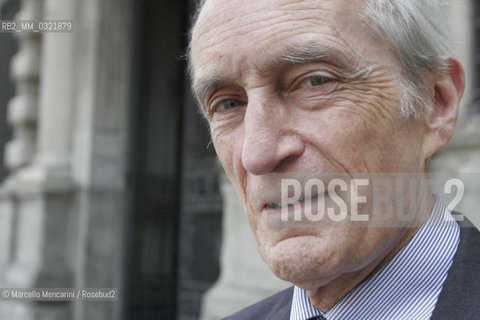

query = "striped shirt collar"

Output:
[[290, 196, 460, 320]]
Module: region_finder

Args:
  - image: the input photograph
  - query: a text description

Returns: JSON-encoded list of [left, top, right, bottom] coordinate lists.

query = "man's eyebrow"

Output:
[[277, 43, 353, 68], [193, 76, 227, 105]]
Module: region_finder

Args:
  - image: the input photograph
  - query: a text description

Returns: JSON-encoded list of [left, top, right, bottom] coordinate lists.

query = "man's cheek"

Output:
[[212, 131, 236, 164]]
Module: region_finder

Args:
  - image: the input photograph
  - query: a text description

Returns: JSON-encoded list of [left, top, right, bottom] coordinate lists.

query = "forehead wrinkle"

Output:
[[194, 17, 325, 56], [193, 1, 339, 55], [193, 19, 364, 80]]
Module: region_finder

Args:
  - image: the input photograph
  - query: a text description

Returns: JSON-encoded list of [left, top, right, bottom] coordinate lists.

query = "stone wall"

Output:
[[0, 0, 134, 319]]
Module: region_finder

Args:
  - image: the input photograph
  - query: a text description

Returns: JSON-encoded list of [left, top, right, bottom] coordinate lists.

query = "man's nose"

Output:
[[241, 100, 304, 175]]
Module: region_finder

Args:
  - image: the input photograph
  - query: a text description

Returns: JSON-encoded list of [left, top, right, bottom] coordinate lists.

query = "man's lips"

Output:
[[263, 193, 324, 212]]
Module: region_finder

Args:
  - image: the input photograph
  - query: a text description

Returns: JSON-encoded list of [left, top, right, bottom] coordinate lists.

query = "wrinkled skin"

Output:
[[191, 0, 464, 311]]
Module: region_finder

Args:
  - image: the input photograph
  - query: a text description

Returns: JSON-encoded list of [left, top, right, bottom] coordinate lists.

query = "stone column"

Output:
[[0, 0, 43, 319], [69, 0, 133, 319], [200, 171, 289, 320], [0, 0, 76, 319], [35, 0, 75, 173]]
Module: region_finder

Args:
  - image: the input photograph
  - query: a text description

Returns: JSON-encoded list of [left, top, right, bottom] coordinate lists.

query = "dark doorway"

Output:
[[124, 1, 222, 319], [124, 0, 187, 319]]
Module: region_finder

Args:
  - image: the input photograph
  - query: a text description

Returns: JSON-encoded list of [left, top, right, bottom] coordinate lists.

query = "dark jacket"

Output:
[[225, 218, 480, 320]]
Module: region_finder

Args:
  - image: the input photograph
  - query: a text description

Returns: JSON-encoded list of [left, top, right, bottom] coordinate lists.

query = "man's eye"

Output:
[[302, 76, 332, 87], [216, 99, 243, 112]]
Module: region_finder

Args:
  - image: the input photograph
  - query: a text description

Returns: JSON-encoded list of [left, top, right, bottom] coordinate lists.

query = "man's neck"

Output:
[[306, 225, 419, 311], [305, 192, 436, 312]]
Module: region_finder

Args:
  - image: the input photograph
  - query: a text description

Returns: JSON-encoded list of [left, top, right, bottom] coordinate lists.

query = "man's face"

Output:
[[191, 0, 430, 289]]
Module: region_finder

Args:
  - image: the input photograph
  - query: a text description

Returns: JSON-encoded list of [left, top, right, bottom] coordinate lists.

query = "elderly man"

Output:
[[189, 0, 479, 319]]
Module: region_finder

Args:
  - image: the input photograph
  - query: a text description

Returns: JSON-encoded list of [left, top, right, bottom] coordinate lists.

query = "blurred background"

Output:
[[0, 0, 477, 319]]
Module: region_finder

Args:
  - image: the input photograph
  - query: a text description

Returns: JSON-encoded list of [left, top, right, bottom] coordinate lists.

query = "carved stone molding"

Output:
[[4, 0, 42, 170]]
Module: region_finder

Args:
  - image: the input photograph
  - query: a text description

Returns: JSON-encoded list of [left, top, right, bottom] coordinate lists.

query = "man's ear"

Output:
[[422, 57, 465, 160]]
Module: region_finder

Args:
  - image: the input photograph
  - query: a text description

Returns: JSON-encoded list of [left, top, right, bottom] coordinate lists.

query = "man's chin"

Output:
[[260, 235, 340, 286]]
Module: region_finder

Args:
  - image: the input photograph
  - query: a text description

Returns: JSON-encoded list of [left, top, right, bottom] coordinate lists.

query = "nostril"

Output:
[[273, 154, 301, 172]]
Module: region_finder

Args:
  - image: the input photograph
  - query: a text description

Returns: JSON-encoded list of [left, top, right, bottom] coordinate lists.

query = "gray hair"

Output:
[[189, 0, 452, 118], [362, 0, 452, 118]]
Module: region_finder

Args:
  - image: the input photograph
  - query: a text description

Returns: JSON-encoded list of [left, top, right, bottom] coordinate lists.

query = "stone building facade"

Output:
[[0, 0, 477, 320]]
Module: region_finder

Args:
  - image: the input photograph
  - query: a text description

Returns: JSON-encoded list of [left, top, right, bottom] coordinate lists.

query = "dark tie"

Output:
[[308, 316, 326, 320]]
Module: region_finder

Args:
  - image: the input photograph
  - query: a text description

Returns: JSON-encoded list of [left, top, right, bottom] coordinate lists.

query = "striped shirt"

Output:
[[290, 196, 460, 320]]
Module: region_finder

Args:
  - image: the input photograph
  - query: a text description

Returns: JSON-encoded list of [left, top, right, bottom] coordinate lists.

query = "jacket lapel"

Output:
[[269, 299, 292, 320], [430, 217, 480, 319]]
